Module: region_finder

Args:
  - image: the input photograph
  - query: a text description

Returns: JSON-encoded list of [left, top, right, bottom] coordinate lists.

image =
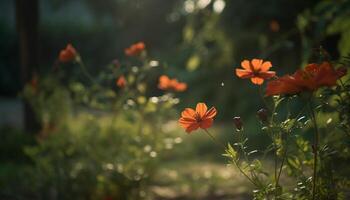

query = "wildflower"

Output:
[[158, 75, 187, 92], [59, 44, 77, 62], [235, 59, 276, 85], [266, 62, 347, 96], [30, 74, 38, 91], [125, 42, 145, 57], [174, 82, 187, 92], [257, 108, 269, 123], [116, 76, 127, 88], [179, 102, 217, 133], [269, 20, 280, 32], [233, 117, 243, 131]]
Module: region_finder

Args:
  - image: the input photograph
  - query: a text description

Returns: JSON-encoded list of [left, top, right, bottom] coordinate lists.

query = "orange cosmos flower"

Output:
[[173, 82, 187, 92], [30, 74, 38, 90], [235, 59, 276, 85], [269, 20, 280, 32], [59, 44, 77, 62], [116, 76, 127, 88], [158, 75, 187, 92], [266, 62, 347, 96], [125, 42, 146, 57], [178, 103, 217, 133]]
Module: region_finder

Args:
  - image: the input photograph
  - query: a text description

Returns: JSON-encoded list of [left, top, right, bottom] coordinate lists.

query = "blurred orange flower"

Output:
[[179, 102, 217, 133], [125, 42, 146, 57], [235, 59, 276, 85], [158, 75, 187, 92], [269, 20, 280, 32], [116, 76, 127, 88], [30, 74, 38, 90], [59, 44, 77, 62], [266, 62, 347, 96]]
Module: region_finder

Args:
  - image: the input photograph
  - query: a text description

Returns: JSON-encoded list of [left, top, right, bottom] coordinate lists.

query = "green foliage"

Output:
[[0, 40, 184, 199], [223, 58, 350, 199]]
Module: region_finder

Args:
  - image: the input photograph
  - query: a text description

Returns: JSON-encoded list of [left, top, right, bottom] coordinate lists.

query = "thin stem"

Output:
[[276, 133, 288, 187], [203, 129, 226, 149], [232, 160, 257, 187], [77, 57, 97, 84], [274, 142, 278, 184], [203, 129, 257, 187], [258, 86, 271, 111], [309, 102, 319, 200]]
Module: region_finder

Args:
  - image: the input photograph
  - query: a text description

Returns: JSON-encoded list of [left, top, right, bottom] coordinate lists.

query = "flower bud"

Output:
[[257, 108, 269, 123], [233, 117, 243, 131]]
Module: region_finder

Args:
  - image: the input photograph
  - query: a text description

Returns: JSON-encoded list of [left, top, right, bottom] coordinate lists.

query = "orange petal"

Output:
[[258, 71, 276, 79], [186, 123, 200, 133], [261, 61, 272, 71], [200, 118, 213, 129], [251, 59, 263, 71], [175, 82, 187, 92], [181, 108, 196, 119], [236, 69, 254, 78], [204, 107, 217, 119], [196, 103, 208, 118], [241, 60, 252, 70], [179, 117, 196, 128], [250, 77, 264, 85]]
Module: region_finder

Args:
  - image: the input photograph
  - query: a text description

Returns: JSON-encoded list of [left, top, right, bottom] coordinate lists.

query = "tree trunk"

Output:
[[15, 0, 41, 133]]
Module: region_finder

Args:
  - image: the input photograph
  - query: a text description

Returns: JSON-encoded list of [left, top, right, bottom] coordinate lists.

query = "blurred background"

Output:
[[0, 0, 350, 199]]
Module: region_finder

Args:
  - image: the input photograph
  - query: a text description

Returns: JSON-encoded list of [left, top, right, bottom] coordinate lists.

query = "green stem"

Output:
[[203, 129, 226, 149], [276, 133, 288, 187], [77, 57, 97, 84], [258, 86, 271, 111], [309, 102, 319, 200]]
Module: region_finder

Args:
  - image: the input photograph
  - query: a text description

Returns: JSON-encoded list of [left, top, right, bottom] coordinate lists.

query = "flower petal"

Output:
[[250, 77, 264, 85], [204, 107, 217, 119], [181, 108, 196, 119], [196, 103, 208, 118], [200, 118, 213, 129], [241, 60, 252, 70], [265, 76, 301, 96], [179, 117, 196, 128], [236, 69, 254, 79], [261, 61, 272, 71], [258, 71, 276, 79], [186, 123, 200, 133], [251, 59, 263, 71]]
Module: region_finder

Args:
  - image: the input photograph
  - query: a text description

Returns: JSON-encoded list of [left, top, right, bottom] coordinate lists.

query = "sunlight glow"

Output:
[[213, 0, 225, 13], [184, 0, 195, 13], [197, 0, 211, 9]]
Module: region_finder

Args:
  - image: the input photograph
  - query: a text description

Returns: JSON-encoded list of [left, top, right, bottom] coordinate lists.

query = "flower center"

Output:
[[194, 113, 202, 122]]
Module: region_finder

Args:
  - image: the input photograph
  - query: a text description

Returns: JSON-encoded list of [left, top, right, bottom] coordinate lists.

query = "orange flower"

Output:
[[116, 76, 127, 88], [158, 75, 187, 92], [266, 62, 347, 96], [158, 75, 171, 90], [30, 74, 38, 90], [125, 42, 146, 57], [59, 44, 77, 62], [179, 103, 217, 133], [269, 20, 280, 32], [174, 82, 187, 92], [235, 59, 276, 85]]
